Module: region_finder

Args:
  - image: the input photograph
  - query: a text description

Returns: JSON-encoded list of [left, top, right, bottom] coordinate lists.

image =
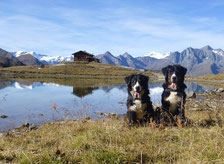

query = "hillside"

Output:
[[0, 48, 24, 67], [0, 62, 156, 81], [17, 54, 43, 66]]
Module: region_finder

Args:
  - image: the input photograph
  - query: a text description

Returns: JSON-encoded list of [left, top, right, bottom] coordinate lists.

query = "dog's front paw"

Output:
[[129, 105, 137, 111]]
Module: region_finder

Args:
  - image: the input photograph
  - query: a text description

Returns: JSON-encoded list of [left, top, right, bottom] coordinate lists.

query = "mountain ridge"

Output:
[[96, 46, 224, 76], [1, 46, 224, 76]]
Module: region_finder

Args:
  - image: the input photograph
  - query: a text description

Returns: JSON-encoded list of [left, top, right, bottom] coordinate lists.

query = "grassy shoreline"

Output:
[[1, 89, 224, 163], [1, 113, 224, 163]]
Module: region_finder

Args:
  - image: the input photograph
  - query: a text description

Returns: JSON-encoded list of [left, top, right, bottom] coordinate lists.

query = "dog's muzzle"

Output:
[[171, 74, 177, 89]]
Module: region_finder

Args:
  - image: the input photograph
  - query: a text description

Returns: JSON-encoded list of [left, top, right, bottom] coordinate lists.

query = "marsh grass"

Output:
[[1, 109, 224, 163]]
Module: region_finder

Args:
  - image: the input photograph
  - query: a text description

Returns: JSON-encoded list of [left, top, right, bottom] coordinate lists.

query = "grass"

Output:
[[186, 74, 224, 88], [1, 110, 224, 163], [0, 62, 156, 80], [197, 74, 224, 80]]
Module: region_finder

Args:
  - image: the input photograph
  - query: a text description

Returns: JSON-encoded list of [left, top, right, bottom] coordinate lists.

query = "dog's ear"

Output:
[[162, 66, 169, 76], [141, 75, 149, 83], [125, 75, 133, 85], [176, 65, 187, 76]]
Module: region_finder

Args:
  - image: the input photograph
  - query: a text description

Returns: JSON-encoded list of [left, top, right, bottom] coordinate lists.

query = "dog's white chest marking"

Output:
[[165, 92, 181, 114], [129, 100, 146, 119]]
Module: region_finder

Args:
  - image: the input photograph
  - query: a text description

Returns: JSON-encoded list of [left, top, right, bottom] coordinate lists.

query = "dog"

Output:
[[161, 65, 187, 125], [125, 74, 154, 126]]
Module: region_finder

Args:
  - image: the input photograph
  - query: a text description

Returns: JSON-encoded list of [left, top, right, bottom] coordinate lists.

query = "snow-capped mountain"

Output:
[[97, 45, 224, 76], [40, 55, 74, 64], [3, 45, 224, 76], [212, 49, 224, 56], [144, 51, 170, 59], [12, 51, 47, 60], [11, 51, 74, 64]]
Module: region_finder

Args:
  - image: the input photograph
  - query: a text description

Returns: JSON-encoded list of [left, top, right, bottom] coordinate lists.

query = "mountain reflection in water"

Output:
[[0, 80, 216, 131]]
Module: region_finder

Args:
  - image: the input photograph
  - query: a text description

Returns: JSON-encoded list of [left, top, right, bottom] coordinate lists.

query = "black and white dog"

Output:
[[161, 65, 187, 124], [125, 74, 154, 126]]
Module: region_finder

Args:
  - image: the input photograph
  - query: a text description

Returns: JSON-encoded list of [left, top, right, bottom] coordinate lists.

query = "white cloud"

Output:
[[0, 1, 224, 57]]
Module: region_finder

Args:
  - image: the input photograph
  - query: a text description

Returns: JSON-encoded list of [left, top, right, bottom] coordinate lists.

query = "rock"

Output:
[[190, 108, 202, 111], [188, 92, 196, 98], [104, 113, 118, 118], [22, 123, 30, 128], [0, 115, 8, 119], [104, 113, 109, 117], [65, 116, 71, 122], [109, 113, 117, 117], [97, 112, 103, 115], [216, 88, 224, 93], [29, 124, 38, 131], [85, 116, 91, 120], [0, 133, 4, 137], [0, 131, 10, 137]]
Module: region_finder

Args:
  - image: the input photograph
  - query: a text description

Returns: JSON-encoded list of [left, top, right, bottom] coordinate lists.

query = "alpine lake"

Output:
[[0, 78, 217, 131]]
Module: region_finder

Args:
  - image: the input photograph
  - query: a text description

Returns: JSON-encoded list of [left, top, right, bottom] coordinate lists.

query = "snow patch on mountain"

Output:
[[11, 51, 74, 64], [213, 50, 224, 56], [144, 51, 170, 59]]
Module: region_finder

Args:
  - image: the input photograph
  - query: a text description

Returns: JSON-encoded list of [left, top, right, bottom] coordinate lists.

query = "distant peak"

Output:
[[186, 47, 194, 50], [28, 51, 35, 54], [122, 52, 131, 57], [202, 45, 213, 50], [16, 50, 25, 54], [104, 51, 112, 55]]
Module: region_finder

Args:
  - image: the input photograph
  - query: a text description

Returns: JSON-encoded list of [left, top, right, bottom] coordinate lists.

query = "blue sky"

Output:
[[0, 0, 224, 57]]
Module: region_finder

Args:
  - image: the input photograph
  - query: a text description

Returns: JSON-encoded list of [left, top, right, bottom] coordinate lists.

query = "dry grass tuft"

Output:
[[177, 116, 182, 129]]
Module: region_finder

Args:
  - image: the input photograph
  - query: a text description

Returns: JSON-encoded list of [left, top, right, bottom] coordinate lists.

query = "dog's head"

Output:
[[125, 74, 149, 99], [162, 65, 187, 90]]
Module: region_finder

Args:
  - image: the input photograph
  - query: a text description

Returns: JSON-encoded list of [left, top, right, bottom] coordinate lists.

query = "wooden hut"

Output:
[[72, 51, 100, 63]]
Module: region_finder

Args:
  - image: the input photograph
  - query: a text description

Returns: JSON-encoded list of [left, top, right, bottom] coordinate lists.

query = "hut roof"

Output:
[[72, 51, 94, 57]]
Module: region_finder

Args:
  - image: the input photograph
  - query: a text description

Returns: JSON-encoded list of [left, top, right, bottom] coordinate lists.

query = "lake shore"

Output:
[[1, 89, 224, 163], [1, 63, 224, 88], [0, 62, 158, 87]]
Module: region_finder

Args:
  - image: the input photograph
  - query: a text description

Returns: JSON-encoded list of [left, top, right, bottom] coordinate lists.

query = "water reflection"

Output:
[[72, 87, 98, 98], [0, 80, 216, 131]]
